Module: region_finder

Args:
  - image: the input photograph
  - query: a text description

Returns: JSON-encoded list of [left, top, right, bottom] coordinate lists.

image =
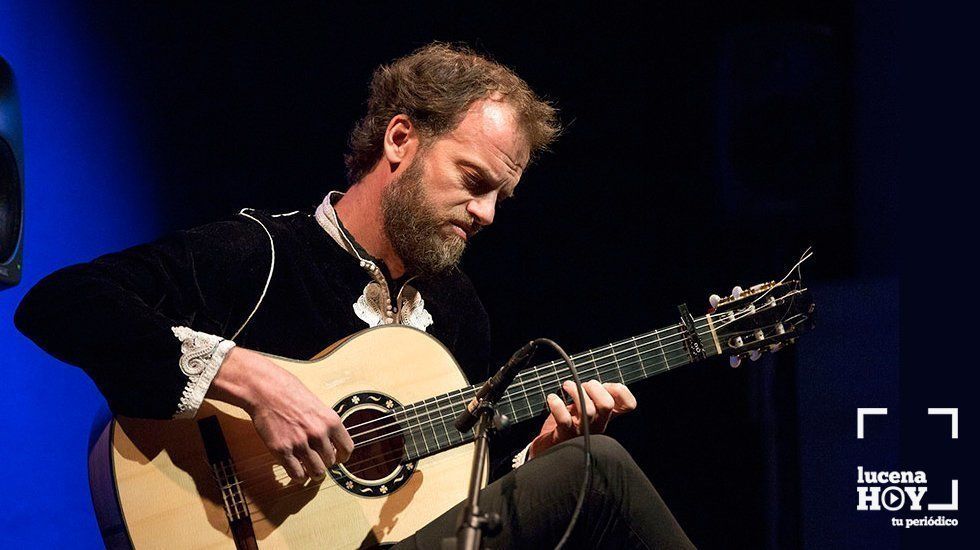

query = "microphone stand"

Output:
[[451, 401, 500, 550], [444, 342, 536, 550]]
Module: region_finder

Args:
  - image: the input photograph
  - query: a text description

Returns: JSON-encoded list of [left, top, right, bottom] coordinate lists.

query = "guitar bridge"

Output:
[[198, 416, 258, 550]]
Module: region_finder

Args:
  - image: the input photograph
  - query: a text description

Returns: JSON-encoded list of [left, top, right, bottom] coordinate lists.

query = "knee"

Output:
[[549, 435, 642, 483], [549, 434, 632, 464], [588, 434, 631, 464], [586, 435, 645, 484]]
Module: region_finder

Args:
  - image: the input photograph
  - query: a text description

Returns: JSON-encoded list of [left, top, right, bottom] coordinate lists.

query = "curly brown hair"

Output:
[[345, 42, 561, 184]]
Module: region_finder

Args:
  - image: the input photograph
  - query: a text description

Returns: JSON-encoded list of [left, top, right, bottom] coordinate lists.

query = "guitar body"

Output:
[[89, 325, 477, 549]]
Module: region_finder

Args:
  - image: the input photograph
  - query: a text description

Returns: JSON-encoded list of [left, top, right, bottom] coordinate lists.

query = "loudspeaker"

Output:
[[1, 56, 24, 288]]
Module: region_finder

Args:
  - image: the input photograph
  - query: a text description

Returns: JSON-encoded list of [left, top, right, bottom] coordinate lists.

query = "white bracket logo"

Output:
[[928, 408, 959, 439], [857, 407, 888, 439]]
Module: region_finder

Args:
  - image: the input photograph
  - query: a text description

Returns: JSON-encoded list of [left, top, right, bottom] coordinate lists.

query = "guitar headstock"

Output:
[[708, 279, 815, 367]]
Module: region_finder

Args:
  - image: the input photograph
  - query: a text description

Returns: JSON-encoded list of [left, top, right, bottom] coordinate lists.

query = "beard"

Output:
[[380, 154, 469, 278]]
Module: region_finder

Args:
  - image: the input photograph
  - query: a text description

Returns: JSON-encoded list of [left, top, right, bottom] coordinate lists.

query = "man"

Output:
[[16, 43, 693, 548]]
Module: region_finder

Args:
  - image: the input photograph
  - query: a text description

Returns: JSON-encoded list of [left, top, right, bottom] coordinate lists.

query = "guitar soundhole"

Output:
[[330, 391, 416, 497], [344, 407, 404, 480]]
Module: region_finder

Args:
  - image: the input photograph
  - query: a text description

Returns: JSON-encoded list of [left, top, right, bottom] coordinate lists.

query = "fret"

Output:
[[520, 370, 534, 419], [550, 358, 564, 391], [396, 407, 422, 460], [506, 383, 530, 424], [654, 329, 671, 370], [496, 398, 516, 424], [437, 396, 453, 449], [425, 396, 446, 451], [630, 336, 646, 378], [609, 343, 625, 383], [446, 390, 467, 447], [412, 402, 432, 457], [451, 390, 468, 446], [586, 349, 599, 381]]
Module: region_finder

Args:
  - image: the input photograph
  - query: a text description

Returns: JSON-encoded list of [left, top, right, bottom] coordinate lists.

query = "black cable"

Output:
[[527, 338, 591, 550]]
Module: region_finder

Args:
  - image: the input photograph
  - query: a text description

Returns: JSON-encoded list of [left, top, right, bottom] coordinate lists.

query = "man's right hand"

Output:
[[207, 347, 354, 481]]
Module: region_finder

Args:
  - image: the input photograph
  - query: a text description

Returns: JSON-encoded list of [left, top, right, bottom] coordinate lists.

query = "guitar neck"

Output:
[[498, 315, 723, 426], [395, 314, 722, 461]]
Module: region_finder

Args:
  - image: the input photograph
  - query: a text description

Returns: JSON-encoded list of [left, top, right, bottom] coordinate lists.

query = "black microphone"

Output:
[[455, 341, 537, 433]]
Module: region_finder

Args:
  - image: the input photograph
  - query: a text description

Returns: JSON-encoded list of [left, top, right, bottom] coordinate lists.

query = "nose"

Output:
[[466, 194, 496, 227]]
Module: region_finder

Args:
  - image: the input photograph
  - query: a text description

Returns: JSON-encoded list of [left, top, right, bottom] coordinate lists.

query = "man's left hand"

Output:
[[528, 380, 637, 459]]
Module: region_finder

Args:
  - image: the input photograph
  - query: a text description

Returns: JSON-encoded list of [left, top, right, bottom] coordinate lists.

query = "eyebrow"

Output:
[[459, 160, 515, 199]]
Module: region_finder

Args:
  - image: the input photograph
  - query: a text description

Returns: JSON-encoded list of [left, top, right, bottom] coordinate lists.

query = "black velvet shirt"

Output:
[[14, 210, 492, 420]]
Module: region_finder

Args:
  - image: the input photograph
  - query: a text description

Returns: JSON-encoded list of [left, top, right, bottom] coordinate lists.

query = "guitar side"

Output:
[[89, 325, 478, 549]]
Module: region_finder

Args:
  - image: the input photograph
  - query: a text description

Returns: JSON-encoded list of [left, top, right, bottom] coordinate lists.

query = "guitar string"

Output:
[[234, 300, 800, 488], [222, 318, 699, 471], [230, 293, 809, 486], [224, 300, 793, 481], [319, 307, 809, 476], [232, 302, 807, 505], [224, 318, 713, 478], [243, 314, 703, 462], [223, 300, 789, 486], [229, 340, 698, 486], [236, 354, 688, 505], [240, 294, 787, 464], [238, 307, 798, 513], [334, 291, 795, 442]]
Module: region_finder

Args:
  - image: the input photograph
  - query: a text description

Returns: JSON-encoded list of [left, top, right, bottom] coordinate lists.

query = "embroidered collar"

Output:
[[313, 191, 433, 331]]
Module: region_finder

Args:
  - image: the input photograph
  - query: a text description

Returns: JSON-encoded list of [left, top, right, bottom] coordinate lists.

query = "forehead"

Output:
[[435, 99, 531, 175]]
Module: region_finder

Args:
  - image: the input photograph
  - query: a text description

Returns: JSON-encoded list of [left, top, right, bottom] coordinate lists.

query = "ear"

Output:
[[383, 114, 418, 167]]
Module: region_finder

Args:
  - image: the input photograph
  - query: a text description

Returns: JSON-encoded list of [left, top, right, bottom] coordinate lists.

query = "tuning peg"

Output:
[[731, 286, 743, 300], [729, 356, 742, 368], [749, 350, 762, 361], [709, 294, 721, 308], [769, 343, 783, 353]]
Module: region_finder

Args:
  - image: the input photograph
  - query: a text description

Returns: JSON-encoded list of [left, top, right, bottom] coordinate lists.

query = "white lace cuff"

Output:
[[511, 441, 534, 469], [170, 326, 236, 419]]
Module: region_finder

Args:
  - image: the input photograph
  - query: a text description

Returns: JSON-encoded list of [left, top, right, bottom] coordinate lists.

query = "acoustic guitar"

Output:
[[88, 278, 814, 549]]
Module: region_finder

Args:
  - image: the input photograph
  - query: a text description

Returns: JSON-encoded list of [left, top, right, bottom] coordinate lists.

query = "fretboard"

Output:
[[393, 314, 721, 461]]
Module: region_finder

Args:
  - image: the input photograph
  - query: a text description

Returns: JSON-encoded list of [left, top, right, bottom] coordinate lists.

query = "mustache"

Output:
[[449, 218, 482, 239]]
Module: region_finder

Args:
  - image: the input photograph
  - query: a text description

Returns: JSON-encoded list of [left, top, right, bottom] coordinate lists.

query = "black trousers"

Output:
[[394, 435, 695, 549]]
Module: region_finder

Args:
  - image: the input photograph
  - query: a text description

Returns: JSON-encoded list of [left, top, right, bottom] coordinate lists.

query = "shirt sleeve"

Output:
[[170, 326, 237, 419], [14, 218, 270, 419]]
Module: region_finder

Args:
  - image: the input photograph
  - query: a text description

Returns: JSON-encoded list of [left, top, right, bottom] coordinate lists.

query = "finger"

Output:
[[310, 432, 338, 468], [330, 423, 355, 463], [583, 380, 614, 413], [583, 380, 615, 431], [301, 445, 328, 480], [563, 380, 596, 420], [280, 453, 306, 481], [547, 393, 575, 437], [602, 382, 638, 416]]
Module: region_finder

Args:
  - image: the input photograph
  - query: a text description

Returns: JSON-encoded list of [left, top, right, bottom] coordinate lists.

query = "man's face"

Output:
[[381, 99, 530, 277]]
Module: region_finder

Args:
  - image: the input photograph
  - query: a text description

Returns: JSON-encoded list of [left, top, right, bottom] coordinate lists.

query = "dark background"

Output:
[[2, 1, 917, 548]]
